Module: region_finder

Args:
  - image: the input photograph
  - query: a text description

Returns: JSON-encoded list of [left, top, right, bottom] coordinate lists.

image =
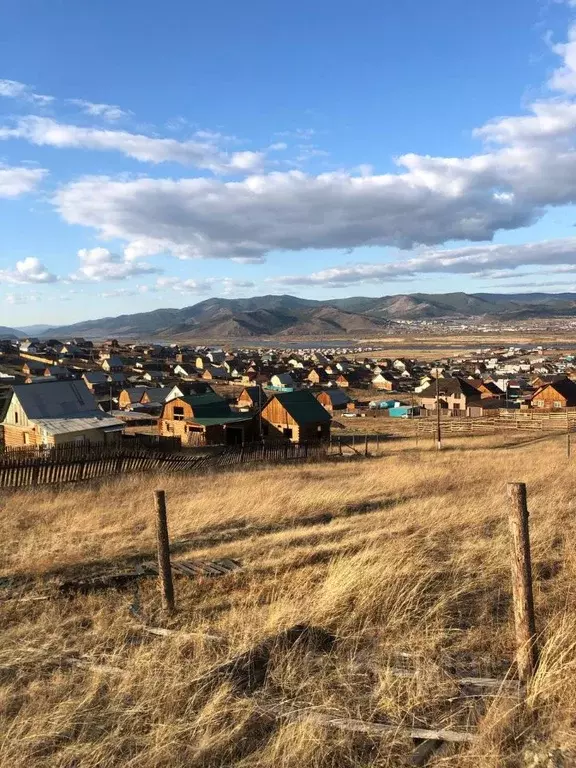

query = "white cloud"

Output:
[[549, 24, 576, 94], [0, 79, 53, 104], [0, 257, 57, 284], [68, 99, 130, 121], [0, 165, 47, 198], [156, 277, 212, 293], [0, 116, 264, 173], [154, 276, 255, 295], [272, 238, 576, 286], [4, 292, 41, 305], [70, 247, 162, 281]]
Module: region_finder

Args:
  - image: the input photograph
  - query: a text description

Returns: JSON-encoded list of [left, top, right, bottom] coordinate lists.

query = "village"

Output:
[[2, 334, 576, 450]]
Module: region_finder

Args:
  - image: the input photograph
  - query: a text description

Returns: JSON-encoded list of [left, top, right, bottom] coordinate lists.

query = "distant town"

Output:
[[2, 331, 576, 450]]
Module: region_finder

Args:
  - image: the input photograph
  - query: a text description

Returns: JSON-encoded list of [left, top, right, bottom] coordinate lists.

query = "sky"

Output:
[[5, 1, 576, 326]]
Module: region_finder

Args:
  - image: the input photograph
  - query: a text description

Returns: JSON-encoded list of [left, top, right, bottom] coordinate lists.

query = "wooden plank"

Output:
[[293, 713, 476, 743]]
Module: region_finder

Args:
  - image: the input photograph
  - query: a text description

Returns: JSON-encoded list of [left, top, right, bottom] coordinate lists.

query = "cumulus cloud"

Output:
[[70, 247, 162, 281], [68, 99, 130, 121], [0, 117, 264, 173], [0, 257, 57, 284], [0, 165, 47, 198], [0, 79, 53, 104], [272, 237, 576, 287]]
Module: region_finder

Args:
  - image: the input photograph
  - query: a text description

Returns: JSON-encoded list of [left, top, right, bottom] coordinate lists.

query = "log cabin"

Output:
[[531, 378, 576, 409], [260, 390, 331, 442], [315, 388, 353, 413], [0, 381, 124, 447], [158, 392, 255, 446]]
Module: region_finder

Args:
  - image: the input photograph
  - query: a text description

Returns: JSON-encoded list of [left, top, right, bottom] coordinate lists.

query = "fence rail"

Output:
[[0, 441, 322, 489]]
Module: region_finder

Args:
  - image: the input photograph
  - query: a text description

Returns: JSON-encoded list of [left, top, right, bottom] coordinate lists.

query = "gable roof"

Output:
[[12, 381, 100, 419], [239, 386, 266, 405], [178, 391, 233, 419], [8, 381, 124, 435], [268, 390, 331, 423], [418, 377, 481, 399], [532, 378, 576, 402], [317, 388, 351, 406]]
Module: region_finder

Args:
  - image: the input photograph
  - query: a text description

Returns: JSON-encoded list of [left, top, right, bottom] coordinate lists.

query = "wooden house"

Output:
[[22, 361, 46, 377], [372, 372, 395, 391], [315, 388, 353, 413], [260, 390, 331, 442], [237, 386, 266, 410], [531, 378, 576, 409], [101, 356, 124, 373], [158, 392, 255, 446], [419, 377, 487, 415], [82, 371, 108, 393], [202, 365, 228, 381], [270, 372, 296, 389], [307, 368, 330, 385], [118, 386, 152, 410], [0, 381, 124, 447]]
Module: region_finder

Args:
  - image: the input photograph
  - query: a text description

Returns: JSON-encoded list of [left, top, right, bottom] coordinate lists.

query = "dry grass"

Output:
[[1, 435, 576, 766]]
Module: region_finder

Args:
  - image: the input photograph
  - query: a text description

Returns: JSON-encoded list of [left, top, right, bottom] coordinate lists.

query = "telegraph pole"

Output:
[[435, 369, 442, 451]]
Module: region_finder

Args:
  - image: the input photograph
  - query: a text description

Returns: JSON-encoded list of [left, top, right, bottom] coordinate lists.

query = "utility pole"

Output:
[[435, 370, 442, 451]]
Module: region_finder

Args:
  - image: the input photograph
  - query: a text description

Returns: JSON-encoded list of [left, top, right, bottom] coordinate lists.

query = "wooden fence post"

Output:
[[154, 490, 175, 614], [376, 433, 380, 454], [339, 437, 343, 456], [364, 434, 369, 457], [507, 482, 538, 685]]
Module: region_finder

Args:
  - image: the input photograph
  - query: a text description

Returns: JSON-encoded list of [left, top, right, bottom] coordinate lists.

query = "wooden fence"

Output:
[[0, 441, 322, 489]]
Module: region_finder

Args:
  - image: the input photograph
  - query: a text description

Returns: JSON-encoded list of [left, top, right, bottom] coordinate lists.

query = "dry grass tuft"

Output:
[[1, 435, 576, 766]]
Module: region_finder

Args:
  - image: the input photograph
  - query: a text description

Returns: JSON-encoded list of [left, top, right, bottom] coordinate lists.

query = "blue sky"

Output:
[[3, 0, 576, 326]]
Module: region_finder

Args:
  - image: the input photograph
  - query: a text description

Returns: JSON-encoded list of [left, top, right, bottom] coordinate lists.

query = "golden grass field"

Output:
[[1, 434, 576, 767]]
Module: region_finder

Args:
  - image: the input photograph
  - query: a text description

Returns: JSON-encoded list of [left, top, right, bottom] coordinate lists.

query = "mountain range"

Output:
[[5, 292, 576, 340]]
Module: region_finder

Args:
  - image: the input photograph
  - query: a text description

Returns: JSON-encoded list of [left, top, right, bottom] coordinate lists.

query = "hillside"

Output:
[[0, 325, 23, 339], [1, 435, 575, 766], [41, 291, 576, 340]]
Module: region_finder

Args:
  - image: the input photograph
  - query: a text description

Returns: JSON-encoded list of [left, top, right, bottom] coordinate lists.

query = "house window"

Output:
[[283, 427, 293, 438], [554, 401, 563, 408], [14, 411, 18, 424], [173, 406, 185, 421]]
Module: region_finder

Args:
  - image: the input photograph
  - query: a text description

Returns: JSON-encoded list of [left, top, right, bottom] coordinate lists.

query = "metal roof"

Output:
[[189, 414, 253, 427], [268, 390, 331, 423], [33, 412, 125, 435], [12, 380, 102, 419]]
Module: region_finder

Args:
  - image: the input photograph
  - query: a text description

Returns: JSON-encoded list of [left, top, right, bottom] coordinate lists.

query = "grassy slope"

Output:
[[1, 436, 576, 767]]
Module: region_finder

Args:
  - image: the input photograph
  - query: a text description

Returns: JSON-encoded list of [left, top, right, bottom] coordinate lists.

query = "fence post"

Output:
[[364, 434, 369, 457], [154, 490, 175, 614], [376, 433, 380, 454], [339, 437, 343, 456], [507, 482, 538, 685]]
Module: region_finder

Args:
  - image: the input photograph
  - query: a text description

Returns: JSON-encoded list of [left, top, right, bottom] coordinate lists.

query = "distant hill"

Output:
[[0, 326, 23, 340], [41, 291, 576, 340], [17, 324, 53, 335]]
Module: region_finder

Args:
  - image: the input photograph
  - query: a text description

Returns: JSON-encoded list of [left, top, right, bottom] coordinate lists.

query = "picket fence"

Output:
[[0, 441, 321, 489]]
